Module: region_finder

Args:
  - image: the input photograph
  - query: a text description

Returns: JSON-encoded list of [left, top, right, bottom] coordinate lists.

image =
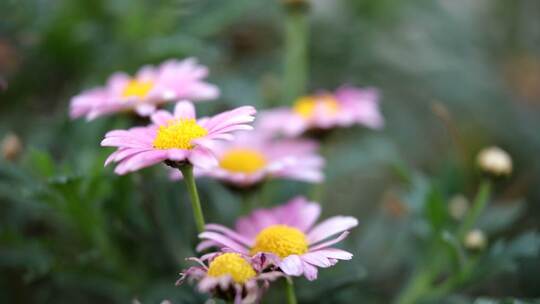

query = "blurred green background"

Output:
[[1, 0, 540, 303]]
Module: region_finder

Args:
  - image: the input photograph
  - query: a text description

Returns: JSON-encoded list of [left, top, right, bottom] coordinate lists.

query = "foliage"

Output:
[[1, 0, 540, 303]]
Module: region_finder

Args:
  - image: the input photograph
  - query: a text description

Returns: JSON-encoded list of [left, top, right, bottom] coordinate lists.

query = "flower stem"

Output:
[[283, 2, 309, 102], [179, 163, 206, 233], [285, 278, 298, 304], [457, 180, 491, 238]]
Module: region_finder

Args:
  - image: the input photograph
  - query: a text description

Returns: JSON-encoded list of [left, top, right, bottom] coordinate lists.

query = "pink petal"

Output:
[[204, 106, 256, 133], [134, 103, 156, 116], [302, 260, 318, 281], [309, 231, 350, 252], [167, 149, 188, 161], [113, 150, 168, 175], [198, 232, 249, 254], [151, 110, 174, 126], [174, 101, 196, 119], [205, 224, 254, 247], [235, 209, 282, 239], [198, 277, 219, 292], [309, 248, 353, 260], [300, 252, 334, 268], [307, 216, 358, 244], [283, 197, 321, 232], [196, 240, 219, 252], [279, 255, 304, 276], [188, 147, 218, 169]]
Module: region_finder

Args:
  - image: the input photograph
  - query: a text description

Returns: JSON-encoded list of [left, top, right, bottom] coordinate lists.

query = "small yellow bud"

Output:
[[448, 194, 469, 220], [464, 229, 487, 250], [1, 132, 23, 161], [477, 146, 512, 176]]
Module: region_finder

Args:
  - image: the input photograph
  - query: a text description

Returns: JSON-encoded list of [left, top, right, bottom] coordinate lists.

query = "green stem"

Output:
[[394, 266, 434, 304], [396, 181, 491, 304], [457, 180, 491, 238], [179, 163, 206, 233], [394, 245, 446, 304], [285, 278, 298, 304], [283, 3, 309, 102]]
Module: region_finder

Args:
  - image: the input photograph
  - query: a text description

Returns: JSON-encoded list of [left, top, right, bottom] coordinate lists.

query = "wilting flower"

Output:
[[170, 131, 324, 187], [178, 252, 281, 304], [102, 101, 256, 175], [258, 86, 383, 137], [198, 197, 358, 280], [477, 146, 512, 176], [70, 58, 219, 120]]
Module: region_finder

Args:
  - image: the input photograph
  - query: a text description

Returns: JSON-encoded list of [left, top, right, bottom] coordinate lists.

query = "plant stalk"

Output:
[[286, 278, 298, 304], [179, 163, 206, 233], [283, 3, 309, 103]]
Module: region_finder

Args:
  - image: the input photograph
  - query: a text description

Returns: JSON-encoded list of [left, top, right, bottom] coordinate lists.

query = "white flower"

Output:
[[448, 194, 469, 220], [464, 229, 487, 250], [477, 146, 512, 176]]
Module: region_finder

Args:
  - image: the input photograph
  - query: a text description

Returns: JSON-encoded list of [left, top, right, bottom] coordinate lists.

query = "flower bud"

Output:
[[477, 146, 512, 176], [464, 229, 487, 250], [1, 132, 23, 161], [448, 194, 469, 220]]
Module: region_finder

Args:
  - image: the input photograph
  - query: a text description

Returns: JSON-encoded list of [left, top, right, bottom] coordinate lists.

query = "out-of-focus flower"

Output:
[[70, 58, 219, 120], [170, 131, 324, 187], [101, 101, 256, 175], [1, 132, 23, 161], [258, 86, 383, 137], [178, 252, 281, 304], [448, 194, 469, 220], [477, 146, 512, 176], [464, 229, 487, 250], [198, 196, 358, 280]]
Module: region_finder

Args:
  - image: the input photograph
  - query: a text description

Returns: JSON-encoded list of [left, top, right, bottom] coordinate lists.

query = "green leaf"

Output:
[[424, 185, 448, 233]]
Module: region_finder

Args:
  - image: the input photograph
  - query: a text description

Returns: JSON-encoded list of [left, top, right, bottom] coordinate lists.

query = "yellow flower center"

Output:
[[122, 79, 154, 99], [207, 253, 257, 284], [250, 225, 309, 258], [293, 95, 340, 118], [153, 119, 208, 150], [219, 148, 268, 173]]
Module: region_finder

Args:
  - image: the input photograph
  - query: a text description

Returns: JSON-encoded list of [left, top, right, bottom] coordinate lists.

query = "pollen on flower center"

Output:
[[293, 95, 340, 118], [219, 148, 268, 173], [153, 119, 208, 150], [250, 225, 308, 258], [122, 79, 154, 99], [207, 253, 256, 284]]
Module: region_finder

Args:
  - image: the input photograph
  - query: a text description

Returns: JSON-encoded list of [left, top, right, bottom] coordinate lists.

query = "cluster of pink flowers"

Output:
[[70, 57, 383, 303]]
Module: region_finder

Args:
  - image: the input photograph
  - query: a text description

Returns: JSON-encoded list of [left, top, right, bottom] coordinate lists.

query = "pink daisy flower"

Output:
[[170, 131, 325, 187], [70, 58, 219, 120], [197, 196, 358, 281], [101, 101, 256, 175], [178, 252, 281, 304], [258, 85, 383, 137]]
